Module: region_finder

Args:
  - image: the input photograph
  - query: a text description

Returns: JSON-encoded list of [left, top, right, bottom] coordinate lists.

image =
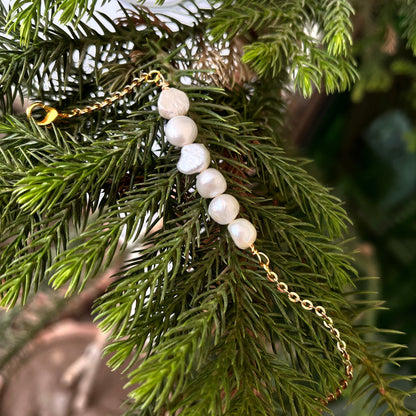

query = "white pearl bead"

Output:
[[227, 218, 257, 249], [196, 168, 227, 198], [177, 143, 211, 174], [158, 88, 190, 119], [208, 194, 240, 225], [165, 116, 198, 147]]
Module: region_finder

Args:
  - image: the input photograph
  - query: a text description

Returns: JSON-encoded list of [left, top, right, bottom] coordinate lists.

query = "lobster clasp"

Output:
[[26, 102, 59, 126]]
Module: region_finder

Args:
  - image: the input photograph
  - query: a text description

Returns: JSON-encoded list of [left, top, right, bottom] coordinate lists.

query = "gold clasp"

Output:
[[26, 102, 60, 126]]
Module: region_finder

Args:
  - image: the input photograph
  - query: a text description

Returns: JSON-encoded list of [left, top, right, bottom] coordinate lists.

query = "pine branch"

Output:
[[208, 0, 357, 96], [343, 279, 416, 415], [1, 3, 416, 415], [320, 0, 354, 57], [351, 331, 416, 415], [398, 0, 416, 55], [49, 172, 177, 296], [98, 246, 349, 415], [0, 3, 172, 114], [5, 0, 111, 45], [0, 108, 167, 305], [209, 2, 300, 42]]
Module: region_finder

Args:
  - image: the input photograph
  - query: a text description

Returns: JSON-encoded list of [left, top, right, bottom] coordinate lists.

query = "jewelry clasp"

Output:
[[26, 102, 60, 126]]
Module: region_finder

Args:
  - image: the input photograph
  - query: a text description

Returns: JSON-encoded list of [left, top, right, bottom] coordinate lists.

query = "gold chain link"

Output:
[[250, 244, 353, 406], [26, 70, 169, 126]]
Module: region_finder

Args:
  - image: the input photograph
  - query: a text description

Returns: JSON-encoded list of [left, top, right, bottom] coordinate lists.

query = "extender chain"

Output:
[[27, 69, 353, 408], [250, 245, 354, 405], [26, 70, 169, 126]]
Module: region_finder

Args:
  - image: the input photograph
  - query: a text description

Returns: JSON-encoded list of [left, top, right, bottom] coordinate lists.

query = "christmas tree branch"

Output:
[[398, 0, 416, 55], [1, 2, 416, 415]]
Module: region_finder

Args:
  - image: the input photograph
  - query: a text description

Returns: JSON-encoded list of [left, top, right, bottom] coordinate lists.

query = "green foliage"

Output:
[[5, 0, 111, 45], [321, 0, 354, 57], [349, 0, 416, 104], [346, 279, 416, 415], [399, 0, 416, 55], [208, 0, 357, 96], [0, 1, 415, 415], [3, 0, 359, 97]]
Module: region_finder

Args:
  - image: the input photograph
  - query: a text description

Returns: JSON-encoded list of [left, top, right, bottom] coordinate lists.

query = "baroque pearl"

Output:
[[177, 143, 211, 174], [196, 168, 227, 198], [158, 88, 190, 119], [228, 218, 257, 249], [165, 116, 198, 147], [208, 194, 240, 225]]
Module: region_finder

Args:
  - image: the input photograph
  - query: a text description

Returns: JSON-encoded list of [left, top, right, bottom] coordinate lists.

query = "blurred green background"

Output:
[[292, 2, 416, 413]]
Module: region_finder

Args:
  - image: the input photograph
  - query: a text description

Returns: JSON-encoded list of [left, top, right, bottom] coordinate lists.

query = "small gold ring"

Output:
[[145, 70, 162, 83], [145, 70, 169, 89]]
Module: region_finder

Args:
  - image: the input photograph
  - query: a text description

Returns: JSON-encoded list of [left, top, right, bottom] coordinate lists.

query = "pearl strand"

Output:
[[158, 88, 257, 249]]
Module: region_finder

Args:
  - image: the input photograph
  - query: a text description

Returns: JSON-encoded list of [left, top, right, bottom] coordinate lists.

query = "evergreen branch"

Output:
[[97, 233, 416, 415], [208, 2, 308, 42], [102, 254, 346, 415], [242, 36, 357, 95], [0, 119, 79, 306], [93, 188, 357, 413], [0, 112, 164, 304], [5, 0, 110, 45], [101, 229, 227, 372], [232, 198, 355, 290], [346, 283, 416, 415], [0, 212, 70, 306], [12, 150, 125, 215], [312, 48, 358, 94], [208, 0, 356, 95], [1, 5, 170, 113], [184, 92, 351, 240], [352, 339, 416, 415], [321, 0, 354, 57], [95, 213, 207, 339], [241, 37, 297, 79], [0, 3, 415, 415], [0, 288, 68, 372], [126, 289, 223, 413], [0, 117, 87, 162], [291, 54, 323, 98], [399, 0, 416, 54], [242, 139, 351, 239], [48, 173, 177, 296]]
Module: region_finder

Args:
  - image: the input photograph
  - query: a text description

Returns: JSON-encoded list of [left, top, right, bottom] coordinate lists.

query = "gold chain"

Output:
[[26, 70, 169, 126], [250, 244, 353, 406]]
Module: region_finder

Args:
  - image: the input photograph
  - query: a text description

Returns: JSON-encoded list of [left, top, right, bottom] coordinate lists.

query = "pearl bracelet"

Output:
[[158, 86, 257, 249], [26, 70, 353, 406]]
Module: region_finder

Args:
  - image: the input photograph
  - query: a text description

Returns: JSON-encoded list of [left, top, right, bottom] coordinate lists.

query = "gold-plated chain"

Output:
[[26, 70, 169, 126], [250, 244, 353, 406]]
